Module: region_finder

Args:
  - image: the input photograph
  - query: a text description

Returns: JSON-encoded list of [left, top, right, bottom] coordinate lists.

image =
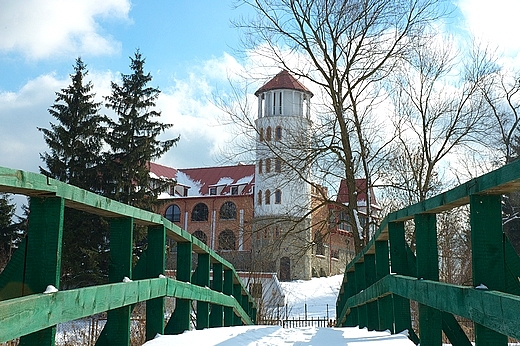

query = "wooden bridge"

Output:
[[0, 166, 256, 345], [335, 160, 520, 345], [2, 161, 520, 345]]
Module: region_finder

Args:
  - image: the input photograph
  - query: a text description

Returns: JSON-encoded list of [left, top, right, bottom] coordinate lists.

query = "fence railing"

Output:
[[335, 159, 520, 346], [0, 166, 256, 345]]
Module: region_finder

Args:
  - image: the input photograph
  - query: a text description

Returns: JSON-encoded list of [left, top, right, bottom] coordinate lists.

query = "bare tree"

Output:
[[229, 0, 445, 253], [381, 34, 491, 249]]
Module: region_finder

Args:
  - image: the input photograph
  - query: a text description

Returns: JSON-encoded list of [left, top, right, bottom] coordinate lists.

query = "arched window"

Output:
[[257, 190, 262, 205], [265, 158, 271, 173], [275, 159, 281, 173], [218, 229, 236, 250], [275, 189, 282, 204], [192, 230, 207, 244], [191, 203, 208, 221], [220, 201, 237, 220], [275, 126, 282, 140], [259, 128, 264, 142], [266, 126, 272, 141], [265, 190, 271, 205], [258, 159, 263, 174], [165, 204, 181, 222]]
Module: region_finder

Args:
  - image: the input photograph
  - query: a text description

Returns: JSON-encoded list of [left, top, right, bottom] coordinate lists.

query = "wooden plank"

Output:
[[470, 195, 508, 346], [196, 253, 211, 329], [146, 225, 166, 340], [19, 197, 64, 346], [210, 263, 224, 327], [0, 238, 27, 301], [345, 274, 520, 340], [415, 213, 441, 346]]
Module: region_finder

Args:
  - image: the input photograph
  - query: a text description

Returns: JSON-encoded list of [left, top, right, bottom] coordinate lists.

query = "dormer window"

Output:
[[231, 186, 239, 195], [210, 187, 217, 195]]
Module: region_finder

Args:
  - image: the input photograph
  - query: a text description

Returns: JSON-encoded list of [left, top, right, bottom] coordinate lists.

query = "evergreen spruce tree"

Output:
[[39, 58, 109, 287], [104, 49, 178, 211], [39, 58, 105, 190], [0, 193, 17, 269]]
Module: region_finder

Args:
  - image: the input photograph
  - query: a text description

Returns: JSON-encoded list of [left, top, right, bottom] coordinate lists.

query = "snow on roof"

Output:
[[149, 162, 255, 197]]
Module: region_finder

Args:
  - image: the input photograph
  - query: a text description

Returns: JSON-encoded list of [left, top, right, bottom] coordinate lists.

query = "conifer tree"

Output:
[[104, 49, 178, 210], [39, 57, 105, 190], [39, 58, 109, 287]]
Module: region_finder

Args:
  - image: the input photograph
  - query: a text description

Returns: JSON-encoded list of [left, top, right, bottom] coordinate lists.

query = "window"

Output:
[[279, 92, 282, 114], [275, 226, 280, 238], [265, 190, 271, 205], [218, 229, 236, 250], [192, 230, 207, 244], [258, 159, 263, 174], [220, 201, 237, 220], [265, 158, 271, 173], [192, 203, 208, 221], [266, 127, 272, 141], [250, 283, 263, 298], [209, 187, 217, 195], [231, 186, 238, 195], [259, 128, 264, 142], [257, 190, 262, 205], [275, 189, 282, 204], [165, 204, 181, 223], [338, 211, 351, 231], [275, 126, 282, 140], [315, 232, 325, 256], [275, 159, 281, 173]]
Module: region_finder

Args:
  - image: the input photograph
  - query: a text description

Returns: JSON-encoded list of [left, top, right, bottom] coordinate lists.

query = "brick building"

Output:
[[151, 70, 379, 280]]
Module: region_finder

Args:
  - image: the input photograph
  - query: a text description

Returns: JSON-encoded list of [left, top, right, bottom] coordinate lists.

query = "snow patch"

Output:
[[43, 285, 58, 294]]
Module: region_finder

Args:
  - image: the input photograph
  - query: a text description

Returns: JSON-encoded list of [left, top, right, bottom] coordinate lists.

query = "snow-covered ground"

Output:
[[143, 275, 416, 345]]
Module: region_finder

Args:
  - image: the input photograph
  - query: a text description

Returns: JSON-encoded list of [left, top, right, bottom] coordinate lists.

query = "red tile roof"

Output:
[[149, 162, 255, 196], [255, 70, 313, 97]]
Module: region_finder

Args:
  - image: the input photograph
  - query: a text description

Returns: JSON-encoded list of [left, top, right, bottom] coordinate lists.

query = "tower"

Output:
[[252, 70, 314, 280]]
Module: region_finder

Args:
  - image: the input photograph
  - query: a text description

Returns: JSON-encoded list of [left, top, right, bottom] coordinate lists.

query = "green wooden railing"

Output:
[[335, 160, 520, 345], [0, 166, 256, 345]]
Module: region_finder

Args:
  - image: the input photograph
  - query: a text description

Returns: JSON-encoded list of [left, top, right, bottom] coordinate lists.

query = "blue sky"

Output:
[[1, 0, 520, 174]]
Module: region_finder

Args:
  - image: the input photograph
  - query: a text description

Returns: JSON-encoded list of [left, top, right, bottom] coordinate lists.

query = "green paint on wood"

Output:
[[442, 312, 472, 346], [19, 197, 64, 346], [146, 225, 166, 340], [375, 240, 394, 333], [0, 238, 27, 301], [415, 213, 441, 346], [354, 262, 367, 329], [364, 254, 379, 331], [166, 242, 192, 335], [196, 253, 210, 330], [210, 263, 224, 327], [223, 269, 234, 327], [470, 195, 507, 346], [388, 221, 412, 337]]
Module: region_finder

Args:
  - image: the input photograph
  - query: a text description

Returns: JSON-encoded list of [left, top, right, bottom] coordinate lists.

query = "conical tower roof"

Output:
[[255, 70, 313, 97]]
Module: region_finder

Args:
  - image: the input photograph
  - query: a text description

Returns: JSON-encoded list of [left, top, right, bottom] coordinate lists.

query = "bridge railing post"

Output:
[[223, 269, 234, 326], [209, 263, 224, 327], [375, 239, 394, 332], [146, 224, 166, 340], [354, 261, 368, 329], [165, 241, 192, 334], [415, 213, 442, 346], [19, 197, 64, 346], [388, 221, 414, 337], [195, 253, 210, 329], [364, 253, 379, 331], [344, 270, 357, 327], [470, 194, 508, 346]]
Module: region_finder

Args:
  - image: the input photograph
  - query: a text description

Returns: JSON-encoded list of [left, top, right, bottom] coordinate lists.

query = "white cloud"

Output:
[[0, 74, 65, 171], [457, 0, 520, 55], [0, 0, 130, 60]]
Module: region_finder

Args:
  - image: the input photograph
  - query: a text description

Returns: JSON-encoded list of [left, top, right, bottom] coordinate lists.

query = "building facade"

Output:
[[152, 70, 378, 280]]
